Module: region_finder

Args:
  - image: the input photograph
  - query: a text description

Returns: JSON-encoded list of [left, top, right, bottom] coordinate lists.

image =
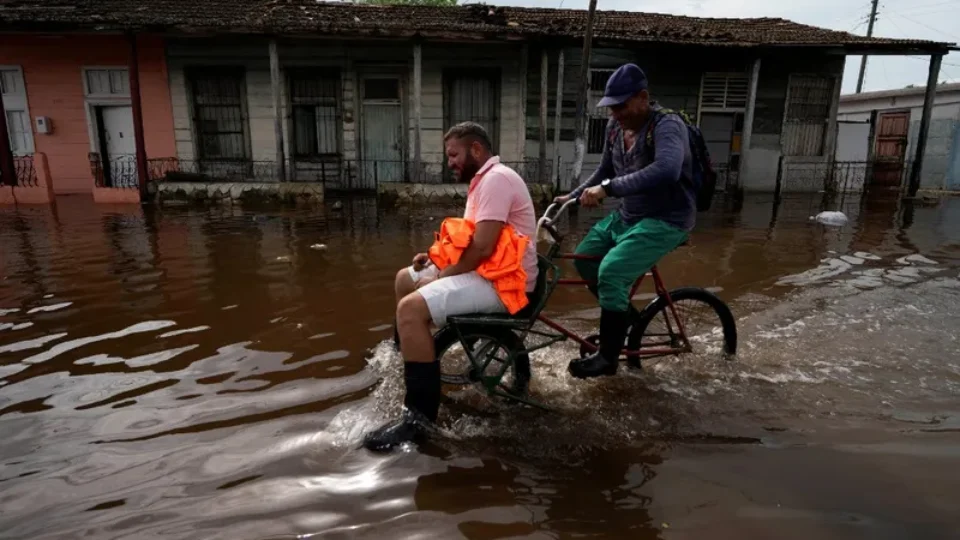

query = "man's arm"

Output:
[[569, 120, 616, 199], [604, 116, 685, 198], [437, 220, 503, 279]]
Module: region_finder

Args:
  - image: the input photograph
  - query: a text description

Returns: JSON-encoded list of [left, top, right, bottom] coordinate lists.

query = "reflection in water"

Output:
[[1, 193, 960, 539]]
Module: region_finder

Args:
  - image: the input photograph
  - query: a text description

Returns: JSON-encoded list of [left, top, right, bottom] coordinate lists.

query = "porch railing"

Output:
[[0, 155, 38, 187], [90, 153, 140, 189]]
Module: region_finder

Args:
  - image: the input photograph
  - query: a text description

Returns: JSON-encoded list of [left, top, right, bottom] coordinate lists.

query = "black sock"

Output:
[[403, 361, 441, 422]]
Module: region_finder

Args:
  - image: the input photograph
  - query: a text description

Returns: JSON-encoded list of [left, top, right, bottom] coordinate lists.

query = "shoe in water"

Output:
[[568, 352, 618, 379], [362, 408, 434, 452]]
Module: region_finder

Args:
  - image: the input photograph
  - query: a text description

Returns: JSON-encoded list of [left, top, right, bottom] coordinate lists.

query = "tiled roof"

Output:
[[0, 1, 953, 52]]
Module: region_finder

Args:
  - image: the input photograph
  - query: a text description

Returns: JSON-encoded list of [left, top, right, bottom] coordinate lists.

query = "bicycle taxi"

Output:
[[430, 198, 738, 410]]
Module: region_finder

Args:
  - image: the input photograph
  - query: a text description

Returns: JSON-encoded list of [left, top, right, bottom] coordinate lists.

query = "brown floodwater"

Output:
[[1, 193, 959, 539]]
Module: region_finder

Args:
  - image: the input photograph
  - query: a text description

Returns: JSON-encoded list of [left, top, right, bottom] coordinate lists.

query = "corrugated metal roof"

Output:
[[840, 82, 960, 103], [0, 1, 953, 52]]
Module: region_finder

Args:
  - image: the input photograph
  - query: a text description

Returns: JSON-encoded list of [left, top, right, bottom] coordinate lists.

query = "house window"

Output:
[[782, 74, 834, 157], [444, 69, 500, 153], [587, 69, 615, 154], [1, 68, 34, 155], [85, 69, 129, 97], [289, 69, 341, 158], [699, 73, 749, 112], [188, 68, 249, 161]]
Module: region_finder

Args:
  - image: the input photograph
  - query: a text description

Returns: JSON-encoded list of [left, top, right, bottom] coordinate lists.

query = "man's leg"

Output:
[[395, 267, 416, 305], [569, 218, 689, 379], [572, 212, 619, 284], [364, 273, 505, 452], [393, 265, 439, 350]]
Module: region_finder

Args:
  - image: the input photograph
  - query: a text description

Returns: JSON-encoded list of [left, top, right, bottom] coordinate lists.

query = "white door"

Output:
[[361, 76, 405, 187], [101, 105, 137, 188]]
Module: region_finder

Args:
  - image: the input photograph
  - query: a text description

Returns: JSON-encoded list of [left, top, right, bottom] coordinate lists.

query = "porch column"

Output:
[[128, 33, 149, 197], [269, 39, 287, 182], [538, 48, 549, 184], [413, 41, 423, 180], [0, 86, 14, 187], [908, 53, 943, 197], [739, 57, 762, 190], [552, 48, 565, 190]]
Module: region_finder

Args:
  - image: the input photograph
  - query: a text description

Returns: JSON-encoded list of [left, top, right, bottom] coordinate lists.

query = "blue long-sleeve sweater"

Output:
[[570, 104, 696, 231]]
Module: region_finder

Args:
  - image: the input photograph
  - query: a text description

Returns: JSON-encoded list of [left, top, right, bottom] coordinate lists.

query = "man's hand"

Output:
[[580, 185, 607, 208], [412, 252, 430, 271], [553, 194, 572, 204]]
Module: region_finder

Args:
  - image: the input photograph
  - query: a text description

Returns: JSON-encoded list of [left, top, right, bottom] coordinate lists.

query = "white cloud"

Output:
[[488, 0, 960, 93]]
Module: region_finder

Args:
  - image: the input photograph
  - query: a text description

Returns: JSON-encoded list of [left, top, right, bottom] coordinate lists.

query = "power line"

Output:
[[893, 13, 958, 41]]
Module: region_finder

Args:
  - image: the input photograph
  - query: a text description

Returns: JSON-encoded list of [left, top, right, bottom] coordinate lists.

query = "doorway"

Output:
[[95, 105, 138, 188], [872, 111, 910, 188], [360, 75, 405, 188], [700, 112, 744, 182]]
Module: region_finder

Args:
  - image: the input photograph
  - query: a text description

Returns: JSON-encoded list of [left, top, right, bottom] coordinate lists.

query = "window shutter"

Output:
[[700, 73, 749, 111]]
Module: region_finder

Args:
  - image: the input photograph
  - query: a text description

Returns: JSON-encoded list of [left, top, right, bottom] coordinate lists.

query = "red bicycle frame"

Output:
[[536, 253, 691, 358]]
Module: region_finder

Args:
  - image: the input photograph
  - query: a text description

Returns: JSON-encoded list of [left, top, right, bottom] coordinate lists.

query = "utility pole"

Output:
[[570, 0, 599, 186], [855, 0, 879, 93]]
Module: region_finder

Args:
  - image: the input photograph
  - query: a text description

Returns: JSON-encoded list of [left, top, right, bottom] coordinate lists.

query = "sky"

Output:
[[485, 0, 960, 94]]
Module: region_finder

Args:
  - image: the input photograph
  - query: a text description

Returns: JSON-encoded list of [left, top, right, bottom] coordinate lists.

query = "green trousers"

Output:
[[573, 213, 689, 312]]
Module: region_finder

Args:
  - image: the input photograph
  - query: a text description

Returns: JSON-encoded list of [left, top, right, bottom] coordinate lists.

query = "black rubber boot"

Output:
[[569, 309, 631, 379], [363, 361, 441, 452]]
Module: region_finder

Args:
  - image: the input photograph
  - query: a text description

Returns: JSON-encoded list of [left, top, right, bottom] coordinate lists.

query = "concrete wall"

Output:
[[166, 37, 525, 184], [0, 34, 176, 195], [838, 89, 960, 190], [747, 53, 846, 192]]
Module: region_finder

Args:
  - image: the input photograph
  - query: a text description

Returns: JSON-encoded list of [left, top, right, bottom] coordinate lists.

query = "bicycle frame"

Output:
[[534, 201, 692, 358]]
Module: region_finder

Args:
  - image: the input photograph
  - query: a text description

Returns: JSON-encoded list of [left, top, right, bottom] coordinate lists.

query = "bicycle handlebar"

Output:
[[536, 197, 579, 244]]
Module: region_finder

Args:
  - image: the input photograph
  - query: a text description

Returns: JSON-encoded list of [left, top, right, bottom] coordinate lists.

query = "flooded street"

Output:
[[2, 193, 960, 539]]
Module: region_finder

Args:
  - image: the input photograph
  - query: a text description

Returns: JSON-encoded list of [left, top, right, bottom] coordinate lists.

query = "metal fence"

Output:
[[0, 155, 38, 187], [775, 159, 914, 199], [90, 154, 139, 189], [146, 157, 555, 191]]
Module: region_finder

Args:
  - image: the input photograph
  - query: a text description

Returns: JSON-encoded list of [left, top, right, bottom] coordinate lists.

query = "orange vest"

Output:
[[428, 217, 530, 314]]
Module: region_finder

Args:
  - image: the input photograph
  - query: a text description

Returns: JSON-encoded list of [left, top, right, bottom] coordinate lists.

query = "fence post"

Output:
[[774, 155, 784, 204]]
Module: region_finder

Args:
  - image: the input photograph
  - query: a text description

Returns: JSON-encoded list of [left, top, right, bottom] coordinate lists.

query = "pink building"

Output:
[[1, 34, 175, 204]]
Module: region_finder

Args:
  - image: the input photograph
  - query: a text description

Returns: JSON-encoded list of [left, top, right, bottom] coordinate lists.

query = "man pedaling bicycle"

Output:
[[363, 121, 540, 452], [556, 63, 696, 379]]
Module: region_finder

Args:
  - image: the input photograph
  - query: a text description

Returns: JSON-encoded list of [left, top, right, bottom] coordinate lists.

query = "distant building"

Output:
[[837, 83, 960, 191], [0, 1, 953, 204]]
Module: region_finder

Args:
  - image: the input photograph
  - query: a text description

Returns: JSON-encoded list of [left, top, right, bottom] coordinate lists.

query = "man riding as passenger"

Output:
[[364, 121, 539, 452], [556, 63, 695, 379]]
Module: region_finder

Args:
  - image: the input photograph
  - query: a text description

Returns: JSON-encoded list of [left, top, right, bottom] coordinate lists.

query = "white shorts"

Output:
[[408, 265, 506, 327]]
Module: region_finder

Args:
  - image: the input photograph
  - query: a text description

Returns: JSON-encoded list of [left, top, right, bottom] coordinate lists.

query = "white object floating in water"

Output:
[[896, 253, 939, 265], [310, 243, 328, 251], [275, 255, 291, 262], [811, 211, 848, 226]]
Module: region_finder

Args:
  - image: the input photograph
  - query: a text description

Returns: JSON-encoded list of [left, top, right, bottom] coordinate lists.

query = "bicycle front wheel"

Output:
[[628, 287, 737, 362]]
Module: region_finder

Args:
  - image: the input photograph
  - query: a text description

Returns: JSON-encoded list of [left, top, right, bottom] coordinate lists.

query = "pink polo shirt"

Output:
[[464, 156, 539, 292]]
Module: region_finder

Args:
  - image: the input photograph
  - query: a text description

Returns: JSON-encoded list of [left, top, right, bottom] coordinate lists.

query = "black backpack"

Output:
[[641, 108, 718, 212]]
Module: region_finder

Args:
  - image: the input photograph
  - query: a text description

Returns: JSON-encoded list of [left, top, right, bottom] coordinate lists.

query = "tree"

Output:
[[355, 0, 457, 5]]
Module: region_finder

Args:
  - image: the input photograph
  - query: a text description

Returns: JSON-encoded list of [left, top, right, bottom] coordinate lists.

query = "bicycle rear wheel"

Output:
[[433, 325, 531, 398], [628, 287, 737, 366]]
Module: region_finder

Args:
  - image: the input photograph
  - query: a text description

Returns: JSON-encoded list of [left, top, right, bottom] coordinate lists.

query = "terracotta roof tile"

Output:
[[0, 1, 952, 51]]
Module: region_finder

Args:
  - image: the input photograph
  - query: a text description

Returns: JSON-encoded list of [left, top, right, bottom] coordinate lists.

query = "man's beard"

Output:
[[458, 156, 481, 182]]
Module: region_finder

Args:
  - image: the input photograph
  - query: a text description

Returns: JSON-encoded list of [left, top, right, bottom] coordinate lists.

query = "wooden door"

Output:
[[872, 111, 910, 188]]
